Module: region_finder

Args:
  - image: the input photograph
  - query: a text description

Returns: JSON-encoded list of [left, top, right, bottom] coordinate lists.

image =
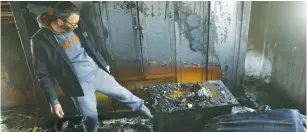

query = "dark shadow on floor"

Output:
[[243, 79, 306, 115]]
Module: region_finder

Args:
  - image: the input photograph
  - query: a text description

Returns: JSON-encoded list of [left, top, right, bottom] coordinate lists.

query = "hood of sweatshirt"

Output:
[[36, 10, 62, 34]]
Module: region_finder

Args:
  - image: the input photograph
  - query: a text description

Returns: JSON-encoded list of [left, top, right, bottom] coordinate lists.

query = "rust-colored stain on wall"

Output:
[[54, 65, 221, 95], [1, 71, 36, 108], [178, 66, 221, 83], [112, 65, 221, 82], [1, 88, 36, 107], [112, 68, 141, 81]]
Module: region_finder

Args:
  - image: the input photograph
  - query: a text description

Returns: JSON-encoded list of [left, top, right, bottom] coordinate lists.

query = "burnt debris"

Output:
[[201, 109, 305, 132], [99, 117, 152, 132], [148, 80, 239, 113]]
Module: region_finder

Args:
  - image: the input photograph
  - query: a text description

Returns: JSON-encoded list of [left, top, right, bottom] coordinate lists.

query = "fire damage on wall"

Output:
[[1, 1, 306, 132]]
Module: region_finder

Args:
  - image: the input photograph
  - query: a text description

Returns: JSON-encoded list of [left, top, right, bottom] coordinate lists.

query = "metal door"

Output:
[[138, 2, 177, 80], [98, 1, 251, 92], [99, 2, 143, 81], [173, 1, 210, 83]]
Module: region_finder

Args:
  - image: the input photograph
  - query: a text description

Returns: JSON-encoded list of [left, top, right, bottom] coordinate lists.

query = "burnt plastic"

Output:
[[147, 81, 239, 132], [202, 109, 305, 132]]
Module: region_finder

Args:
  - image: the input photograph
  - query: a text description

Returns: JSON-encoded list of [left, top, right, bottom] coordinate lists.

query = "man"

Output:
[[31, 2, 153, 132]]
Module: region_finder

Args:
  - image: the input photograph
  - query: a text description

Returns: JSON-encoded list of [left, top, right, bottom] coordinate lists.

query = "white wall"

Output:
[[246, 1, 306, 108]]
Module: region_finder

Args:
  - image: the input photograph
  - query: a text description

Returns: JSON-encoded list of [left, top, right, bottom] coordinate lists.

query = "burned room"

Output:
[[1, 1, 306, 132]]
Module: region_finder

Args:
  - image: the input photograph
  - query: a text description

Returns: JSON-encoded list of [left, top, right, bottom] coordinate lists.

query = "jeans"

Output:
[[71, 68, 151, 132]]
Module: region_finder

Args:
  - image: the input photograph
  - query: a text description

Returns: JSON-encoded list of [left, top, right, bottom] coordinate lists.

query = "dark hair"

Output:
[[53, 1, 80, 21]]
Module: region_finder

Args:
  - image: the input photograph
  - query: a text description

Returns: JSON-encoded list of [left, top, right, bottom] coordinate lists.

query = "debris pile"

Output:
[[2, 106, 305, 132], [148, 80, 239, 113], [1, 80, 305, 132], [54, 116, 153, 132], [99, 116, 152, 132], [1, 104, 153, 132], [0, 107, 40, 132], [1, 111, 152, 132], [196, 87, 212, 100]]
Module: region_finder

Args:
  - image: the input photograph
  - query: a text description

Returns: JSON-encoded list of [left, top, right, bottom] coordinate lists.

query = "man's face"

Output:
[[58, 13, 80, 32]]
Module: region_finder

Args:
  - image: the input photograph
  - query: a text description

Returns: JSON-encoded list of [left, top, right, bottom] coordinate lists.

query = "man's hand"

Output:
[[51, 103, 65, 118]]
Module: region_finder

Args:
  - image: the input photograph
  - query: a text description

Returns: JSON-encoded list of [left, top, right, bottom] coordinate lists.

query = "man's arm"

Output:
[[31, 39, 59, 106]]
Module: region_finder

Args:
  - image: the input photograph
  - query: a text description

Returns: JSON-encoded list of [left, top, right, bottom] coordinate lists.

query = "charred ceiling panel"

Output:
[[138, 2, 176, 79], [100, 1, 143, 81]]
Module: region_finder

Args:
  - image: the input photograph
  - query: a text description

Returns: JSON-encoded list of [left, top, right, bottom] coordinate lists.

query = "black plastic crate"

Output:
[[147, 80, 239, 132], [153, 105, 234, 132]]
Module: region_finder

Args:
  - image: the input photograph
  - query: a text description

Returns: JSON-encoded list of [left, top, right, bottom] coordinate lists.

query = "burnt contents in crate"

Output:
[[147, 80, 240, 132], [148, 80, 239, 113]]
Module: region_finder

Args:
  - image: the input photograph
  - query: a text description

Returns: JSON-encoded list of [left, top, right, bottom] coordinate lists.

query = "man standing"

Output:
[[31, 2, 153, 132]]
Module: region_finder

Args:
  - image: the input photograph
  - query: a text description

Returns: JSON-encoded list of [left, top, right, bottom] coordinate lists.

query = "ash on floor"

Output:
[[1, 108, 153, 132], [53, 116, 153, 132], [242, 78, 306, 114], [1, 107, 39, 132], [99, 117, 153, 132]]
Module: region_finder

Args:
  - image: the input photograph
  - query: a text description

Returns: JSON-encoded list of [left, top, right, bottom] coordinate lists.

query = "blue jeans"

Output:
[[71, 68, 151, 132]]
